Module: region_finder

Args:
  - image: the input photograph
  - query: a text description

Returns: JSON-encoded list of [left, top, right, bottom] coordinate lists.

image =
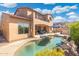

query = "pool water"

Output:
[[15, 37, 63, 56]]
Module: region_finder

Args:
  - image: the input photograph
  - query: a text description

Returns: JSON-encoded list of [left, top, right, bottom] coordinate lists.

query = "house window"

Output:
[[16, 9, 27, 18], [18, 23, 29, 34]]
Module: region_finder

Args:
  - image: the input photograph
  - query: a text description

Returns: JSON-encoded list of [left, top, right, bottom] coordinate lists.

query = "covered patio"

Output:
[[35, 24, 52, 35]]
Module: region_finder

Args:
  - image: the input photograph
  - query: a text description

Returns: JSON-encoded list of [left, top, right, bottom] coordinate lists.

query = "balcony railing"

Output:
[[17, 14, 33, 19], [35, 13, 49, 22]]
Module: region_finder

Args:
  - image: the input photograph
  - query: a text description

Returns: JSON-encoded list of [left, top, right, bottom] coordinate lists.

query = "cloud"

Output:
[[70, 5, 78, 9], [68, 15, 79, 19], [3, 11, 14, 14], [66, 11, 79, 22], [52, 6, 69, 13], [34, 8, 41, 13], [67, 11, 79, 22], [42, 9, 52, 14], [53, 16, 66, 23], [0, 3, 17, 8], [52, 5, 78, 14], [66, 12, 76, 16], [34, 4, 78, 15], [34, 8, 52, 14], [68, 14, 79, 22], [53, 15, 79, 23]]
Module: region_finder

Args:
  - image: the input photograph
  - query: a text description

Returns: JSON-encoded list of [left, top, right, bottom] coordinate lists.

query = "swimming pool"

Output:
[[15, 36, 63, 56]]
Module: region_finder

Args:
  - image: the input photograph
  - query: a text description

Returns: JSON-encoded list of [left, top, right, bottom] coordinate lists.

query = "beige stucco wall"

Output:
[[33, 12, 53, 33], [9, 23, 28, 42], [9, 17, 31, 42], [1, 10, 53, 42], [2, 13, 31, 42], [14, 8, 53, 37], [1, 13, 9, 41], [34, 18, 52, 26], [32, 12, 53, 27]]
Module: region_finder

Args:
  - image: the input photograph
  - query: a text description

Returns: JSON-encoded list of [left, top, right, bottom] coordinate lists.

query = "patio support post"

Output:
[[31, 12, 35, 37]]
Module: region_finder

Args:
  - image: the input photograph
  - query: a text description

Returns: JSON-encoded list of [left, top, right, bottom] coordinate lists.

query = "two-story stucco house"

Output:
[[0, 7, 53, 42]]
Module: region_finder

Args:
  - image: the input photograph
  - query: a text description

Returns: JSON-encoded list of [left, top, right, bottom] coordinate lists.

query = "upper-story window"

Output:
[[16, 9, 27, 17], [15, 9, 33, 19]]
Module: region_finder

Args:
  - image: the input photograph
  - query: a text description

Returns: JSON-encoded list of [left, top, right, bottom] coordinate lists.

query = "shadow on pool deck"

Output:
[[0, 36, 8, 43], [0, 31, 8, 43]]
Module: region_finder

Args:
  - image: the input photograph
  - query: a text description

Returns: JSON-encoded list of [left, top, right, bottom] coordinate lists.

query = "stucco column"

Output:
[[29, 21, 35, 37], [47, 26, 52, 33], [32, 23, 35, 37], [46, 26, 49, 33], [49, 27, 52, 33], [29, 22, 32, 37], [31, 12, 35, 37]]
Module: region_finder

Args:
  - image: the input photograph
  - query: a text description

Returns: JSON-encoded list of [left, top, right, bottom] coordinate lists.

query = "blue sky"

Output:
[[0, 3, 79, 23]]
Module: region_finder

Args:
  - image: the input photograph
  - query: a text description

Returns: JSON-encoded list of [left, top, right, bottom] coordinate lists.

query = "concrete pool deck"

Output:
[[0, 38, 40, 56], [0, 33, 55, 56]]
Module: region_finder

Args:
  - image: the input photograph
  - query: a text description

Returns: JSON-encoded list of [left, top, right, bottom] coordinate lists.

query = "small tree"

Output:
[[68, 22, 79, 46]]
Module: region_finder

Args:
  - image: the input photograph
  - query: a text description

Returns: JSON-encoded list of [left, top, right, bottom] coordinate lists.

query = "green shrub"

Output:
[[35, 48, 64, 56]]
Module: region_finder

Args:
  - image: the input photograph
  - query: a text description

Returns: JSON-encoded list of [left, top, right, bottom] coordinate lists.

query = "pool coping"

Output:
[[0, 38, 41, 56]]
